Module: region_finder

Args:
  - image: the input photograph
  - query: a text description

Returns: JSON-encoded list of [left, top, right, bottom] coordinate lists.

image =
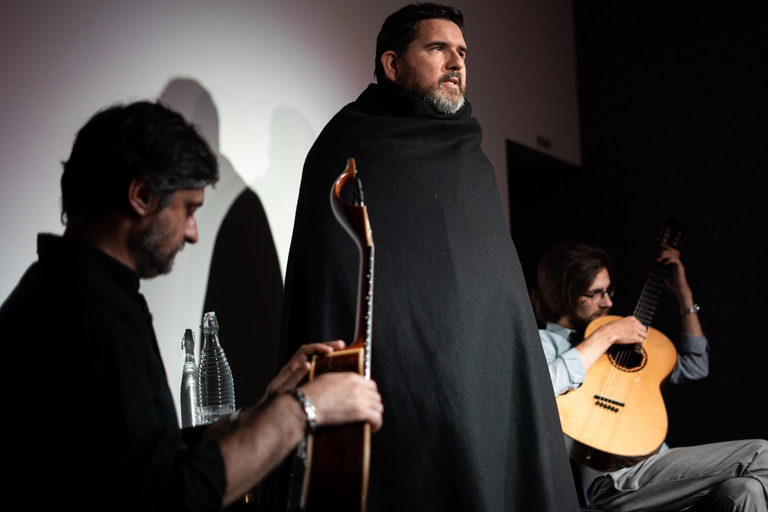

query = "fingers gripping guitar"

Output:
[[576, 317, 648, 374], [264, 340, 383, 431]]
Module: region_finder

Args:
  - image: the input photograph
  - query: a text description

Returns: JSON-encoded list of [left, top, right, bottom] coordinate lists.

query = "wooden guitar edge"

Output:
[[564, 433, 663, 472], [301, 347, 370, 512]]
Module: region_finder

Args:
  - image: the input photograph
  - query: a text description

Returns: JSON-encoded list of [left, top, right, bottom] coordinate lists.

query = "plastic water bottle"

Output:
[[197, 312, 236, 424], [180, 329, 198, 428]]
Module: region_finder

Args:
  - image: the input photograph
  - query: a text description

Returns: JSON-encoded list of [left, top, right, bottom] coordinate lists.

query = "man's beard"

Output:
[[400, 63, 466, 115], [570, 307, 610, 330], [132, 218, 184, 279]]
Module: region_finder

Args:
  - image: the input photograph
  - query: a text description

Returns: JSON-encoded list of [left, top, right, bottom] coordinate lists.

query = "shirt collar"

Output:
[[546, 322, 579, 343], [37, 233, 140, 294]]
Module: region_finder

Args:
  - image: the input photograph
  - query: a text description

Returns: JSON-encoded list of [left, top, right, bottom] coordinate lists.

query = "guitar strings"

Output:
[[597, 262, 668, 408]]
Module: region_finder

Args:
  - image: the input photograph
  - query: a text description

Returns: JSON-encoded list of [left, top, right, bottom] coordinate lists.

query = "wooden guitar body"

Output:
[[302, 348, 370, 511], [556, 315, 678, 471]]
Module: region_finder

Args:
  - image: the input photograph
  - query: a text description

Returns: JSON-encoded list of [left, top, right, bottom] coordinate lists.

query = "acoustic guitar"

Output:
[[555, 222, 686, 472], [300, 158, 375, 512]]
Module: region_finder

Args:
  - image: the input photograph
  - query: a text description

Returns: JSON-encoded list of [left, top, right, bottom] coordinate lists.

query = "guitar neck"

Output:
[[632, 221, 687, 328], [353, 244, 374, 378], [632, 261, 669, 327], [330, 158, 375, 379]]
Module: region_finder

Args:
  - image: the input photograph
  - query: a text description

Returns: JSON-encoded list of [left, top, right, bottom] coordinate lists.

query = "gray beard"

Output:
[[424, 88, 466, 115], [132, 220, 183, 278], [401, 69, 466, 115]]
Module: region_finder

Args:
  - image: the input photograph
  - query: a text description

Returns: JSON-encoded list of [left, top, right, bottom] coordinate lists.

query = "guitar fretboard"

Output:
[[363, 247, 374, 378], [632, 262, 669, 327]]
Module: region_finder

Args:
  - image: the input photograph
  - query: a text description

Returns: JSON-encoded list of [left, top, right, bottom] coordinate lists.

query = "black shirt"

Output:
[[2, 234, 226, 511]]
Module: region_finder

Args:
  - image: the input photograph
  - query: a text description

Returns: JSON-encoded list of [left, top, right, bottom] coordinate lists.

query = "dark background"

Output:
[[508, 3, 767, 446]]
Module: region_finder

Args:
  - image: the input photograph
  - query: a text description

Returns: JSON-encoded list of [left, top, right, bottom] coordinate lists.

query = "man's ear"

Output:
[[381, 51, 400, 83], [127, 176, 158, 217]]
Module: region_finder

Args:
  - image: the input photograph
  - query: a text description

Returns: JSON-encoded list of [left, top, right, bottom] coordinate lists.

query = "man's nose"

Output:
[[447, 50, 465, 71], [185, 217, 199, 244]]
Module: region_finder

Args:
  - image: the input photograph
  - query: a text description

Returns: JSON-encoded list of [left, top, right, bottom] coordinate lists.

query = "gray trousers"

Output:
[[589, 439, 768, 512]]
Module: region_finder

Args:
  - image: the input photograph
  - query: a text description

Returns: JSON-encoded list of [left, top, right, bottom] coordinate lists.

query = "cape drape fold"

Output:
[[279, 83, 579, 511]]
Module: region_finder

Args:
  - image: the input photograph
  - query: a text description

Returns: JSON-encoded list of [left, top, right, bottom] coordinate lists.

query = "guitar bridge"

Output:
[[594, 394, 624, 413]]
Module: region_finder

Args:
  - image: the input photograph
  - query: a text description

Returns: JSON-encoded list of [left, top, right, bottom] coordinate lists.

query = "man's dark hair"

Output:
[[531, 242, 613, 325], [374, 2, 464, 84], [61, 101, 219, 223]]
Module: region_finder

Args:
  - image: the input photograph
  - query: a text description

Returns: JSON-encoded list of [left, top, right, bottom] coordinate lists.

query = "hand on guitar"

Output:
[[577, 316, 648, 372], [262, 340, 348, 401], [658, 248, 692, 300], [215, 340, 382, 507], [657, 248, 704, 338], [262, 340, 384, 432], [302, 371, 384, 432]]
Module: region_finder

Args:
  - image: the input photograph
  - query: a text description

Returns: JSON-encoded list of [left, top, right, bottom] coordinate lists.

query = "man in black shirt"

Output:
[[1, 101, 383, 511]]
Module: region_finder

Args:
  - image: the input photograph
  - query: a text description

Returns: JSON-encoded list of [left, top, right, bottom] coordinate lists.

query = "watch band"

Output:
[[287, 387, 317, 434], [680, 304, 700, 315]]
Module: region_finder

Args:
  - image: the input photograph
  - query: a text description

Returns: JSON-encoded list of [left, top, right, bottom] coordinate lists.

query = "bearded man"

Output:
[[532, 242, 767, 512], [1, 101, 383, 511], [279, 3, 580, 511]]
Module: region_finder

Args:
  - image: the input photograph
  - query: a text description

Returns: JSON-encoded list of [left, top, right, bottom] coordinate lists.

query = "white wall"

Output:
[[0, 0, 579, 418]]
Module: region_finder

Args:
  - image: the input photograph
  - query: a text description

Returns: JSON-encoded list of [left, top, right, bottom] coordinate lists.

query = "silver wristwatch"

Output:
[[680, 304, 700, 315], [288, 387, 317, 433]]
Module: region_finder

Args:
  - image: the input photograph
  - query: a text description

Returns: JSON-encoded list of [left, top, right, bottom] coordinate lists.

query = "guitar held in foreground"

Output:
[[555, 222, 686, 472], [300, 158, 375, 512]]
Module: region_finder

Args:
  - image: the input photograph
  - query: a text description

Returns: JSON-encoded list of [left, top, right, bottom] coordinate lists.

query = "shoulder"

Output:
[[539, 323, 572, 344], [538, 328, 560, 350], [0, 257, 80, 323], [539, 323, 577, 355]]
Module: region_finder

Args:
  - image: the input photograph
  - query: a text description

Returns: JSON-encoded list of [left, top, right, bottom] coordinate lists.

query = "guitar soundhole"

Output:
[[607, 345, 647, 372]]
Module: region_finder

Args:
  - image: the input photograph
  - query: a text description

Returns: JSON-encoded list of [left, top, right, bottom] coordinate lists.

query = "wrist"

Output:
[[287, 387, 317, 434], [680, 303, 700, 316], [676, 290, 694, 307]]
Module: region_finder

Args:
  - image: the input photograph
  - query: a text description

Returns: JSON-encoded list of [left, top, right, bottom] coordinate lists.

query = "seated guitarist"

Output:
[[532, 242, 768, 512]]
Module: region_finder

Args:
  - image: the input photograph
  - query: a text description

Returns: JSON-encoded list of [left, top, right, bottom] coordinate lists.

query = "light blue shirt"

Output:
[[540, 322, 709, 397]]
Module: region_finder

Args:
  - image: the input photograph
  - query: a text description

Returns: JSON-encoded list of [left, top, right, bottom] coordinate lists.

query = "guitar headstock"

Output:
[[330, 158, 374, 250], [656, 219, 687, 252], [329, 158, 375, 368]]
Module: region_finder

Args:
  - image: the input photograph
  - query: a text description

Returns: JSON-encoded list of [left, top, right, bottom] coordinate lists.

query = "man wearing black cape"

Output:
[[280, 4, 580, 510]]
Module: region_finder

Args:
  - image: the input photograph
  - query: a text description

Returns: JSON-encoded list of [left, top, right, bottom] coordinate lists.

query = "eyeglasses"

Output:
[[582, 288, 614, 304]]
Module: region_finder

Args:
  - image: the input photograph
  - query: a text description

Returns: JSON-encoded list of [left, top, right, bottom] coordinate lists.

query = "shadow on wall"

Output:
[[252, 105, 316, 270], [159, 78, 283, 408]]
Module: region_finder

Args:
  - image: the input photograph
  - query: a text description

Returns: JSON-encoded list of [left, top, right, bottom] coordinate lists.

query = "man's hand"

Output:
[[577, 316, 647, 372], [658, 247, 704, 337], [594, 316, 648, 346], [217, 341, 383, 506], [658, 248, 692, 300], [262, 340, 347, 401], [301, 372, 384, 432], [262, 340, 384, 431]]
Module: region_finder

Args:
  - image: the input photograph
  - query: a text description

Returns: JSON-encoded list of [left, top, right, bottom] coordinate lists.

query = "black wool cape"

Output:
[[279, 83, 579, 512]]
